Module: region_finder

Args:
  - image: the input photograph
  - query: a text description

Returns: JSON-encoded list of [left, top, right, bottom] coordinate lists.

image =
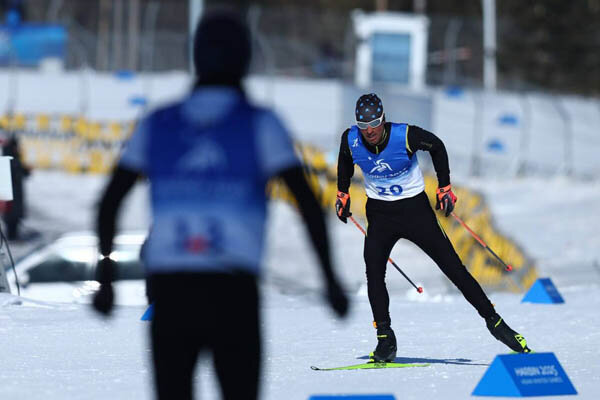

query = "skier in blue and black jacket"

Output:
[[336, 93, 531, 362]]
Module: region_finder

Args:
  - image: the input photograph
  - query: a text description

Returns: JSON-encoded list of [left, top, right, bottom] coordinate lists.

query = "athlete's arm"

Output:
[[93, 165, 141, 315], [279, 166, 333, 278], [279, 165, 349, 316], [337, 129, 354, 193], [97, 166, 141, 257], [406, 125, 450, 187]]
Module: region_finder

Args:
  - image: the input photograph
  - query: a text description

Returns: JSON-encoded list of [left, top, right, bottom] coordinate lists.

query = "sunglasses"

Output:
[[356, 114, 384, 130]]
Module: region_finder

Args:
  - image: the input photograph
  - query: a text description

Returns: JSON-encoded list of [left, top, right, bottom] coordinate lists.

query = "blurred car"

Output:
[[4, 231, 149, 305]]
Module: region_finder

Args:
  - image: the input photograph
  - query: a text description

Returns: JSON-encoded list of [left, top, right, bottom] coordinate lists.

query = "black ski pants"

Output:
[[149, 272, 260, 400], [364, 191, 495, 324]]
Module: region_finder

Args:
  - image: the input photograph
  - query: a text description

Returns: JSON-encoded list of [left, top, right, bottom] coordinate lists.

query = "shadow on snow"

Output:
[[356, 355, 489, 367]]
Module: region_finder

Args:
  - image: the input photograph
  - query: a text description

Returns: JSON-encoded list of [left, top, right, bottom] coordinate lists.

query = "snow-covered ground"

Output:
[[1, 170, 599, 399], [2, 284, 599, 400]]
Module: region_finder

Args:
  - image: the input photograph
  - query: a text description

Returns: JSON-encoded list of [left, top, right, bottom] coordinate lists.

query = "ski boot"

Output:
[[486, 313, 531, 353], [369, 321, 397, 363]]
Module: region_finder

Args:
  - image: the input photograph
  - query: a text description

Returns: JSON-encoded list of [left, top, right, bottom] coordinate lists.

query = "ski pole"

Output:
[[450, 212, 513, 272], [349, 216, 423, 293]]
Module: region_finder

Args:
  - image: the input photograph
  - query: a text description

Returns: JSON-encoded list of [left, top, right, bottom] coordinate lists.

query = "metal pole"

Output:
[[349, 216, 423, 293], [62, 17, 91, 115], [0, 245, 11, 293], [142, 0, 161, 113], [7, 33, 18, 116], [482, 0, 496, 90], [128, 0, 141, 71], [142, 1, 161, 72], [112, 0, 124, 71], [414, 0, 427, 14], [443, 18, 462, 86], [97, 0, 111, 71], [46, 0, 64, 22], [375, 0, 388, 11], [248, 5, 276, 106], [516, 92, 531, 176], [470, 90, 483, 176], [189, 0, 204, 74], [74, 42, 90, 116], [450, 212, 513, 271], [553, 98, 573, 176]]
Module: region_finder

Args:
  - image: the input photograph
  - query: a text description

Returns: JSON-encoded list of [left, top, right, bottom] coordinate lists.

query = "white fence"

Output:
[[1, 68, 598, 179], [433, 88, 600, 179]]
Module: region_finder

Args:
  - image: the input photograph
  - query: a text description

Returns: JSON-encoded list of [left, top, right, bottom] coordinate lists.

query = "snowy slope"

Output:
[[1, 68, 598, 399], [1, 280, 599, 399], [1, 170, 600, 399]]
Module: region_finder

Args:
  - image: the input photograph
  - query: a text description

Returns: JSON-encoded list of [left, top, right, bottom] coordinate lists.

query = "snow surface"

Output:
[[1, 273, 599, 400], [1, 67, 599, 399], [1, 170, 600, 399]]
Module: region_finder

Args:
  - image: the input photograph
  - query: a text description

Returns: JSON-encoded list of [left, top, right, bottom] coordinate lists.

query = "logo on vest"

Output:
[[176, 218, 223, 255], [178, 138, 227, 171], [370, 159, 392, 173], [352, 138, 359, 148]]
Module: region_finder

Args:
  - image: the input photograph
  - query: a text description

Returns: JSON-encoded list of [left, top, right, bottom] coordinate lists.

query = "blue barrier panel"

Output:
[[310, 396, 395, 400], [0, 23, 66, 66], [472, 353, 577, 397], [129, 96, 148, 107], [114, 70, 136, 80], [487, 139, 505, 153], [521, 278, 565, 304], [498, 114, 519, 126], [141, 303, 154, 321], [445, 86, 464, 98]]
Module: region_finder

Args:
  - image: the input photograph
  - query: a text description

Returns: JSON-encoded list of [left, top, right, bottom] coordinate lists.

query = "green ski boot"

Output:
[[486, 314, 531, 353], [369, 321, 397, 363]]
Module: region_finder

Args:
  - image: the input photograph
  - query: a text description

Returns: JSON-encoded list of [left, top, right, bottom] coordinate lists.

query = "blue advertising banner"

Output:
[[472, 353, 577, 397], [0, 23, 66, 66]]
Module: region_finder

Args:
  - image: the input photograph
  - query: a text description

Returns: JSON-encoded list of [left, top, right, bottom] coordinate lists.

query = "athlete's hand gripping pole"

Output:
[[435, 184, 458, 217], [349, 216, 423, 294], [450, 212, 513, 272], [335, 191, 352, 223]]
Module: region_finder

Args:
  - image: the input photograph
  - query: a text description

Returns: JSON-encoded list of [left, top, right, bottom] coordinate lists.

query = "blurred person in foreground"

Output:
[[335, 93, 530, 363], [92, 9, 349, 400]]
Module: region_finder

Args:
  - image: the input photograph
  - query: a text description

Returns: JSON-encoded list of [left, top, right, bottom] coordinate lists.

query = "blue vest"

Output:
[[143, 99, 268, 274], [348, 123, 425, 200]]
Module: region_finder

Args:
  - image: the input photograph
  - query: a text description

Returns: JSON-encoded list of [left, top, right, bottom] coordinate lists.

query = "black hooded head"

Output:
[[193, 9, 251, 87]]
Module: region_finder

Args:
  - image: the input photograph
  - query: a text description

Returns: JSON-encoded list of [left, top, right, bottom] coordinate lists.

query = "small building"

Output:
[[352, 11, 429, 91]]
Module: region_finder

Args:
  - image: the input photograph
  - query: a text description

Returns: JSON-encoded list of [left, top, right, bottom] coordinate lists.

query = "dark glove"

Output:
[[325, 280, 349, 318], [335, 191, 352, 223], [435, 184, 458, 217], [92, 257, 115, 316]]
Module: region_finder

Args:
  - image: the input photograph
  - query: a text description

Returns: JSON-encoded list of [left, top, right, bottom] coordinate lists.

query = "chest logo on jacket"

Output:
[[369, 158, 392, 174]]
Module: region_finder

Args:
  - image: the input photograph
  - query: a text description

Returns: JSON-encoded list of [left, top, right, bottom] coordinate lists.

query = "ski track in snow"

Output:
[[1, 287, 600, 399], [0, 171, 599, 399]]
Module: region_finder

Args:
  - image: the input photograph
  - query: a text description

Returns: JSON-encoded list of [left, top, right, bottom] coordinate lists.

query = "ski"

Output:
[[310, 362, 430, 371]]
